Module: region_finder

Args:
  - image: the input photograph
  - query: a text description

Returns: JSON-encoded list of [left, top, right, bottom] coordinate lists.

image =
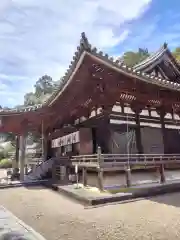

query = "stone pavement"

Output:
[[0, 205, 46, 240]]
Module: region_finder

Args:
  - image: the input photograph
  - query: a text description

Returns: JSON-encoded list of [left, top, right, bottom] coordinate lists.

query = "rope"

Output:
[[126, 98, 130, 168], [172, 105, 180, 134], [41, 120, 44, 159]]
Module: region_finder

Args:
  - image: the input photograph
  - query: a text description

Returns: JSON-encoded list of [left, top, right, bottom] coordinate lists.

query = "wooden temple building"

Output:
[[1, 33, 180, 185]]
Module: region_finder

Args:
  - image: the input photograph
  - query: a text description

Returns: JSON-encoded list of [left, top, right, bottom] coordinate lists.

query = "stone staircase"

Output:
[[24, 158, 54, 181]]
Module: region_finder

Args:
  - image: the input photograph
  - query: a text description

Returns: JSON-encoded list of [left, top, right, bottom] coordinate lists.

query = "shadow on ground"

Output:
[[24, 185, 47, 190], [149, 192, 180, 208]]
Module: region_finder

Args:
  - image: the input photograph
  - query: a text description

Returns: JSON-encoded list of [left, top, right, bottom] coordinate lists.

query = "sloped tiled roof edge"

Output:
[[133, 43, 168, 70], [1, 34, 180, 115], [43, 32, 92, 106], [43, 36, 180, 107], [0, 32, 91, 115], [133, 43, 180, 73]]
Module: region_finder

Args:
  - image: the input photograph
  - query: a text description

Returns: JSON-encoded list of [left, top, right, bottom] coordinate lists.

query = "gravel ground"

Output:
[[0, 187, 180, 240]]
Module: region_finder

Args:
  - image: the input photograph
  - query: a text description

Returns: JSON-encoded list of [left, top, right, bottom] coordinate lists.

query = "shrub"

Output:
[[0, 150, 5, 160], [0, 158, 12, 169], [0, 142, 15, 160]]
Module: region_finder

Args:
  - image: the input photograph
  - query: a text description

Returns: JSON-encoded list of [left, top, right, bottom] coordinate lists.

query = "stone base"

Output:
[[45, 180, 180, 206]]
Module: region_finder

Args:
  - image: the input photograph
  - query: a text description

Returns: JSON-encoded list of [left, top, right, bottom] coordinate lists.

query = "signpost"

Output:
[[75, 164, 80, 189]]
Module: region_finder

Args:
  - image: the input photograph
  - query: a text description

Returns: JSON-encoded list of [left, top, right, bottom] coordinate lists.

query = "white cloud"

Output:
[[0, 0, 11, 13], [0, 0, 152, 107]]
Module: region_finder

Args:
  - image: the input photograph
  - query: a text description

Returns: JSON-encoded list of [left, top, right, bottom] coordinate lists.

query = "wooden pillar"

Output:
[[125, 167, 131, 187], [42, 133, 48, 161], [52, 161, 56, 181], [159, 109, 168, 154], [12, 135, 20, 173], [97, 146, 103, 166], [131, 104, 144, 154], [134, 111, 143, 154], [19, 134, 26, 181], [15, 135, 20, 169], [92, 128, 97, 154], [60, 166, 67, 181], [97, 146, 104, 191], [159, 164, 166, 183], [41, 122, 48, 161], [82, 167, 87, 186], [97, 168, 103, 191], [25, 164, 28, 174], [47, 138, 53, 160]]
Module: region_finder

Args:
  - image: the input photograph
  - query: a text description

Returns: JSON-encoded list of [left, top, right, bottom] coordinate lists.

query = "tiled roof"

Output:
[[1, 34, 180, 115], [133, 43, 168, 70], [133, 43, 180, 74]]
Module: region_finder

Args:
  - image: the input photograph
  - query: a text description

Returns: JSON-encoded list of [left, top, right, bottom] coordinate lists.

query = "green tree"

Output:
[[172, 47, 180, 61], [24, 92, 41, 106], [6, 133, 16, 146], [24, 75, 58, 106], [122, 48, 150, 66], [23, 75, 59, 144], [34, 75, 55, 98]]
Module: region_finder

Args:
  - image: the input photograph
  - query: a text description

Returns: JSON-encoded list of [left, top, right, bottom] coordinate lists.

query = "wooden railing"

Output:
[[27, 157, 43, 165], [71, 154, 180, 167], [25, 153, 180, 170], [71, 154, 98, 167]]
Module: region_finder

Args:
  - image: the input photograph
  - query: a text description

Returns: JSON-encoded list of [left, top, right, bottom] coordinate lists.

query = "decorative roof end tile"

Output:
[[80, 32, 91, 51], [163, 42, 168, 49], [104, 54, 108, 59], [92, 47, 97, 53]]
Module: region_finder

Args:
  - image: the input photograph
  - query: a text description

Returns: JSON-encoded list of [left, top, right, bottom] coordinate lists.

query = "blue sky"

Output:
[[0, 0, 180, 107]]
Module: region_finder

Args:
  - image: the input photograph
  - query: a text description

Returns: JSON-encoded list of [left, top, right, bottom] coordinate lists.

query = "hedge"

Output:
[[0, 158, 12, 169]]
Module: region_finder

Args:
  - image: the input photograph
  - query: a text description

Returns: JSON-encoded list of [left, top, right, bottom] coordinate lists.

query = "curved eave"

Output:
[[1, 34, 180, 118], [47, 51, 87, 106], [0, 104, 44, 116], [166, 48, 180, 73], [43, 46, 180, 108], [133, 44, 180, 75], [133, 45, 167, 71]]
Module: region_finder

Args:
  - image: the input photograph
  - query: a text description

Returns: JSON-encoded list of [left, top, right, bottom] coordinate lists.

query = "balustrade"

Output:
[[70, 153, 180, 167]]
